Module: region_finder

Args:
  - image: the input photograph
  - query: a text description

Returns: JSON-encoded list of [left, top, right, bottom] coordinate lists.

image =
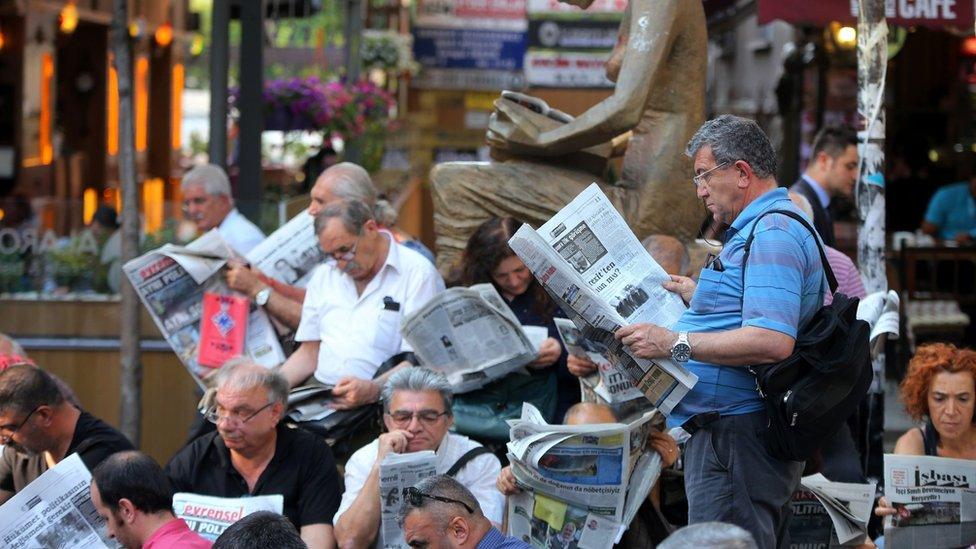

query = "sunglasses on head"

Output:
[[404, 486, 474, 514]]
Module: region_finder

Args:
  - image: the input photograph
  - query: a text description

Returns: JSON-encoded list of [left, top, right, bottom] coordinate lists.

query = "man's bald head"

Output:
[[641, 235, 690, 276], [564, 402, 618, 425]]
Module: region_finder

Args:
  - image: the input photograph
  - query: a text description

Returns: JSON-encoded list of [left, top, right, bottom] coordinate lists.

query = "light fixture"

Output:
[[190, 34, 204, 56], [962, 36, 976, 57], [0, 28, 5, 51], [59, 3, 79, 34], [129, 18, 145, 39], [154, 22, 173, 47], [835, 25, 857, 50]]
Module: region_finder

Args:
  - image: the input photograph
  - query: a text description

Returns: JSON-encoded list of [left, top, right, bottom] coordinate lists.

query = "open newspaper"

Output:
[[508, 183, 696, 415], [788, 474, 875, 546], [243, 211, 323, 289], [0, 453, 117, 548], [378, 450, 437, 548], [883, 453, 976, 528], [554, 317, 644, 406], [857, 289, 900, 357], [172, 492, 284, 542], [401, 283, 549, 393], [505, 403, 660, 548]]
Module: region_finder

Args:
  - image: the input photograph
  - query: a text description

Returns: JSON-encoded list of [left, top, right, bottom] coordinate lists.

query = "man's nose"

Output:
[[696, 185, 708, 199]]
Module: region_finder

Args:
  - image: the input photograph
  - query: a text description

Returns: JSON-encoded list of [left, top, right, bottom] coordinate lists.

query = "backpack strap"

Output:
[[446, 446, 493, 477], [739, 209, 838, 312]]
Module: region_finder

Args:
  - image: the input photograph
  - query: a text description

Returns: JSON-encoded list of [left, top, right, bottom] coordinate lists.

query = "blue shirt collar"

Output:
[[476, 527, 527, 549], [728, 187, 792, 238], [801, 173, 831, 209]]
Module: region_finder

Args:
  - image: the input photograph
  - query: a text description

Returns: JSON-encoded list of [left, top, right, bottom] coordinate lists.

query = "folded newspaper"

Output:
[[172, 492, 284, 541], [508, 183, 697, 416], [0, 453, 117, 548], [883, 453, 976, 528], [505, 403, 661, 548], [856, 290, 900, 358], [124, 212, 322, 387], [554, 317, 644, 406], [401, 283, 549, 393], [788, 473, 875, 546], [379, 450, 437, 548]]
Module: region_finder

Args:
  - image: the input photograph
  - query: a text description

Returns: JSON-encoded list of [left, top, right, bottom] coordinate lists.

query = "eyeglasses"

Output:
[[0, 406, 40, 441], [692, 162, 730, 188], [323, 237, 360, 263], [181, 195, 210, 214], [404, 486, 474, 514], [386, 409, 450, 427], [204, 402, 274, 425]]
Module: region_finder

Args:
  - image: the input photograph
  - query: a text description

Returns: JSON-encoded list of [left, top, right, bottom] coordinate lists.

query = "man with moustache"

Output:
[[333, 368, 502, 548], [181, 163, 265, 256], [0, 364, 133, 502]]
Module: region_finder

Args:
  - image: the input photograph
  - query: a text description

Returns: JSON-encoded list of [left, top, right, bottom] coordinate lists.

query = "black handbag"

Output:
[[741, 209, 872, 462]]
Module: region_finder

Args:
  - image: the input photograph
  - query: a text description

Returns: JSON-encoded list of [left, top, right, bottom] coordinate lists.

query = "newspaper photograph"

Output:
[[554, 318, 644, 405], [401, 283, 545, 393], [508, 184, 697, 415], [124, 229, 286, 386], [172, 492, 284, 542], [884, 453, 976, 528], [244, 212, 323, 288], [0, 453, 117, 549], [505, 403, 660, 547], [379, 450, 437, 548]]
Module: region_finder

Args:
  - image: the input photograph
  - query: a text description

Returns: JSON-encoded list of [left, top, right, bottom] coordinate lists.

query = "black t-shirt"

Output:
[[165, 424, 341, 530], [0, 410, 134, 499]]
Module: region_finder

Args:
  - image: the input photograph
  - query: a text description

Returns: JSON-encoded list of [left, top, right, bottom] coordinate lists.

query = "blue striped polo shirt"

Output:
[[667, 188, 828, 428]]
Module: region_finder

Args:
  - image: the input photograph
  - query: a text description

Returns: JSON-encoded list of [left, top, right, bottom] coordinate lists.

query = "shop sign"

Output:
[[524, 50, 613, 88], [527, 19, 619, 50], [414, 27, 528, 71], [759, 0, 973, 28], [417, 0, 527, 30], [412, 68, 526, 91], [526, 0, 626, 15]]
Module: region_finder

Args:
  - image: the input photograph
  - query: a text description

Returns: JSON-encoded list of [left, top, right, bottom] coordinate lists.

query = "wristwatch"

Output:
[[254, 287, 271, 307], [670, 331, 692, 363]]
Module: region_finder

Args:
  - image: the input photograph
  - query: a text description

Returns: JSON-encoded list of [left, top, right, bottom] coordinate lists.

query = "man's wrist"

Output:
[[253, 285, 271, 304]]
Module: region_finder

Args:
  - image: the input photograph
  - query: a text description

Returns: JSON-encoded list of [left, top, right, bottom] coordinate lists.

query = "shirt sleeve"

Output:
[[460, 454, 504, 525], [333, 444, 374, 524], [297, 438, 342, 526], [294, 266, 327, 342], [740, 219, 813, 338], [924, 188, 949, 227], [396, 264, 446, 353]]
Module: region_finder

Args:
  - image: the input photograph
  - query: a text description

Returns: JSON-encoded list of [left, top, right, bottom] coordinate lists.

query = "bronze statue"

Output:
[[430, 0, 707, 271]]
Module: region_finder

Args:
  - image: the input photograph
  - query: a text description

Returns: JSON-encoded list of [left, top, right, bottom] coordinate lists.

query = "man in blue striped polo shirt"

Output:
[[616, 115, 828, 548]]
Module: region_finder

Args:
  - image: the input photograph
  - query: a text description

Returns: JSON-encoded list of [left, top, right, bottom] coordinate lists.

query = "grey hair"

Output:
[[214, 358, 288, 407], [319, 162, 398, 226], [182, 164, 233, 198], [313, 199, 374, 237], [398, 475, 483, 528], [788, 191, 815, 221], [685, 115, 778, 180], [381, 367, 453, 414], [658, 522, 758, 549], [0, 333, 25, 356]]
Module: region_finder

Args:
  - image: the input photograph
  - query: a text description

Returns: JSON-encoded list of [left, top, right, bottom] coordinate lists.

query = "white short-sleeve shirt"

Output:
[[334, 433, 504, 526], [217, 208, 265, 256], [294, 235, 445, 384]]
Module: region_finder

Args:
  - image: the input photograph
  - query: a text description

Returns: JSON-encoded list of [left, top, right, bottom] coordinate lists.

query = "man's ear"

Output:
[[450, 516, 470, 544], [734, 160, 754, 189], [117, 498, 138, 524]]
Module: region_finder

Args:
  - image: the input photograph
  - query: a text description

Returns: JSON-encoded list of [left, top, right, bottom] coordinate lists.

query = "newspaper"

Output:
[[508, 183, 697, 415], [124, 229, 286, 387], [400, 283, 547, 393], [856, 289, 900, 357], [505, 403, 660, 548], [554, 318, 644, 405], [378, 450, 437, 548], [795, 473, 875, 545], [884, 453, 976, 528], [0, 453, 117, 548], [244, 212, 323, 288], [171, 492, 283, 542]]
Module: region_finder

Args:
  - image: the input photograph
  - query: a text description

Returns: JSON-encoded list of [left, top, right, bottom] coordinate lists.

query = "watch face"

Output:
[[671, 344, 692, 362]]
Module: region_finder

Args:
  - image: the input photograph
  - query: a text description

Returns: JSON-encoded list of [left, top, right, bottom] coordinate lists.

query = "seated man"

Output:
[[181, 164, 265, 255], [91, 451, 211, 548], [333, 368, 503, 547], [0, 364, 133, 503], [920, 175, 976, 243], [165, 360, 340, 549], [401, 475, 530, 549], [279, 200, 445, 409], [213, 511, 305, 549]]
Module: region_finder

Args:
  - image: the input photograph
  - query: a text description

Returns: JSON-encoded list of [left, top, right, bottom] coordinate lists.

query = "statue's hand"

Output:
[[487, 99, 545, 154]]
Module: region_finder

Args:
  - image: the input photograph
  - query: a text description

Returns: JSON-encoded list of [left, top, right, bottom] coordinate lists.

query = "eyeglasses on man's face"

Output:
[[386, 409, 450, 427], [204, 401, 274, 426], [404, 486, 474, 514], [692, 161, 731, 188], [323, 236, 360, 263], [181, 195, 212, 214], [0, 406, 40, 442]]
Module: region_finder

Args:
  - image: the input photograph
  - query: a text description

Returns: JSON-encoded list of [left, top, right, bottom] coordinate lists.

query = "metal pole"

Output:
[[209, 0, 230, 169], [856, 0, 887, 479], [237, 0, 264, 222], [343, 0, 364, 164], [112, 0, 141, 445]]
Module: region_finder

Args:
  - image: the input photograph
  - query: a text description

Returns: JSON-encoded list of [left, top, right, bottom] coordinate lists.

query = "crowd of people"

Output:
[[0, 114, 972, 549]]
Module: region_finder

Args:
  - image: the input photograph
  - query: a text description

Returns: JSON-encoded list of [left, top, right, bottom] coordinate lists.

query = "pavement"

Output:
[[883, 378, 915, 452]]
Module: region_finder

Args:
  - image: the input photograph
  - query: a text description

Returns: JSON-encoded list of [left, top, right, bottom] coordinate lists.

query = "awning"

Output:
[[758, 0, 974, 30]]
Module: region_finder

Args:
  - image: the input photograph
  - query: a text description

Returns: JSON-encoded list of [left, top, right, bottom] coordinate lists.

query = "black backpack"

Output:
[[741, 209, 872, 462]]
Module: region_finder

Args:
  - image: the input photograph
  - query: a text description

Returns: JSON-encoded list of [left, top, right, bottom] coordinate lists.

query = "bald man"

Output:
[[641, 235, 690, 278]]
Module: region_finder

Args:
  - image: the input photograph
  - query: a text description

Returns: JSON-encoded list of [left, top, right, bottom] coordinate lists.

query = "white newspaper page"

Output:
[[245, 212, 324, 288], [124, 230, 286, 387], [507, 490, 622, 549], [0, 453, 116, 549], [856, 290, 900, 356], [509, 223, 696, 415], [554, 318, 644, 404], [884, 453, 976, 527], [799, 473, 875, 544], [401, 284, 538, 393], [172, 492, 284, 542], [379, 451, 438, 549]]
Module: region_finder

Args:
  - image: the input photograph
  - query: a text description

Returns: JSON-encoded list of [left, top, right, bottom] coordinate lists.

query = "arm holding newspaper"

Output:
[[616, 323, 795, 366], [226, 263, 304, 329]]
